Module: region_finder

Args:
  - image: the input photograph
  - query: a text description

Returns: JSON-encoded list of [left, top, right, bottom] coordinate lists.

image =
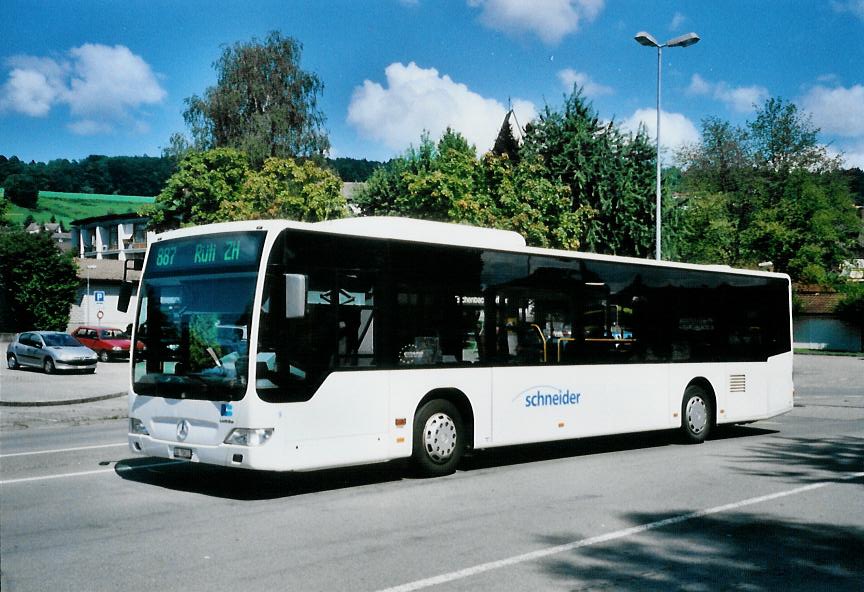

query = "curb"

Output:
[[0, 391, 127, 408]]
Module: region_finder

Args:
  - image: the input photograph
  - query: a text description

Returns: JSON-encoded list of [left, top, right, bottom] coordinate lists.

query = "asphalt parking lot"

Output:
[[1, 348, 130, 430]]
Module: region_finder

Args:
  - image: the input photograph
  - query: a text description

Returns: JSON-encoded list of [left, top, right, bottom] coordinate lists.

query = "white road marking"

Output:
[[0, 442, 128, 458], [0, 460, 185, 485], [377, 471, 864, 592]]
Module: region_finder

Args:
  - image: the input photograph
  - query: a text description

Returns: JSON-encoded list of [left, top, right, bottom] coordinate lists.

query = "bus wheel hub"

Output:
[[424, 413, 457, 462]]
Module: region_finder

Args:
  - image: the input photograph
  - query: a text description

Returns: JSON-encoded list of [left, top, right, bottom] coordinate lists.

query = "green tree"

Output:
[[183, 31, 329, 166], [0, 196, 9, 227], [355, 127, 595, 250], [519, 90, 656, 256], [675, 97, 861, 280], [0, 230, 80, 331], [146, 148, 251, 230], [3, 174, 39, 207], [835, 282, 864, 331], [749, 97, 838, 175], [241, 157, 347, 221], [147, 148, 347, 229]]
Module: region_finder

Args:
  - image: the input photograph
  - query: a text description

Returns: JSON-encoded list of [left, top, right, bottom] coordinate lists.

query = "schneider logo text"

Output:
[[523, 389, 582, 408]]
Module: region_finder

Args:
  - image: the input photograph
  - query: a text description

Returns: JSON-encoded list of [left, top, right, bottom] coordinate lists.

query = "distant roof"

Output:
[[76, 258, 141, 282], [795, 284, 842, 315]]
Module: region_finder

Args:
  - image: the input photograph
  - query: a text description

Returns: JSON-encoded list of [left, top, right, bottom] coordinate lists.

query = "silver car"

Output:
[[6, 331, 98, 374]]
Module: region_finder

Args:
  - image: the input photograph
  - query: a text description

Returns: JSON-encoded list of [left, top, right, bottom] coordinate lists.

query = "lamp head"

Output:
[[634, 31, 659, 47], [666, 32, 700, 48]]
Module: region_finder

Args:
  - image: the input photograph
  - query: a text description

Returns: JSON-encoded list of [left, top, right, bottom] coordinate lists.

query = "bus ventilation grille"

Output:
[[729, 374, 747, 393]]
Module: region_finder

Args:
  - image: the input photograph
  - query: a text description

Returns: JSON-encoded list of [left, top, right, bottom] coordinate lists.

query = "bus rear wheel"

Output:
[[681, 385, 712, 443], [412, 399, 464, 477]]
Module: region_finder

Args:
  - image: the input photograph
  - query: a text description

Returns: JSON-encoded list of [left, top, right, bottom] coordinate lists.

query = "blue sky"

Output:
[[2, 1, 863, 168]]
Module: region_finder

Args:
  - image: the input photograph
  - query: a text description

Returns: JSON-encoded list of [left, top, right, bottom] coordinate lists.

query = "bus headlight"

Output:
[[224, 428, 274, 446], [129, 418, 149, 435]]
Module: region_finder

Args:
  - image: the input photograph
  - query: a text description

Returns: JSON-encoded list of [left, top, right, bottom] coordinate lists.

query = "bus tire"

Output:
[[681, 385, 712, 444], [412, 399, 465, 477]]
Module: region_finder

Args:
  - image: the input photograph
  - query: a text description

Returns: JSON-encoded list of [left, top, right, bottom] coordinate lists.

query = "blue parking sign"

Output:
[[94, 290, 105, 303]]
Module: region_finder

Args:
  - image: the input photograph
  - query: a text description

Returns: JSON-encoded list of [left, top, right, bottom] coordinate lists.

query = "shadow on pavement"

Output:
[[539, 503, 864, 590], [113, 425, 778, 500], [114, 456, 407, 500], [731, 435, 864, 483], [460, 424, 776, 472]]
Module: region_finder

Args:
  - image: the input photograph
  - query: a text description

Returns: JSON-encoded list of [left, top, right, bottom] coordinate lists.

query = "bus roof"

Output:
[[152, 217, 790, 282]]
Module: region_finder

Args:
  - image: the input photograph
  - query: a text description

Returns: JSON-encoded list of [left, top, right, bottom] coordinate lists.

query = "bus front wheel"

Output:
[[412, 399, 465, 477], [681, 386, 712, 444]]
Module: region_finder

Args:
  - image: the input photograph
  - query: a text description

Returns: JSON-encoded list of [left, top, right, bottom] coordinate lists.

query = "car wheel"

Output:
[[43, 358, 55, 374], [98, 350, 110, 363], [7, 354, 18, 370], [681, 385, 712, 444], [412, 399, 465, 477]]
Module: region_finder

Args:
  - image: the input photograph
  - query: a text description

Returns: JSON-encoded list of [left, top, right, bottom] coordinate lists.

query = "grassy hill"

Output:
[[4, 190, 156, 228]]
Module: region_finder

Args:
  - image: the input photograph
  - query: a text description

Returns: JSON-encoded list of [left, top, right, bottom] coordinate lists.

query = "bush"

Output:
[[2, 174, 39, 207], [835, 283, 864, 327], [0, 229, 79, 331]]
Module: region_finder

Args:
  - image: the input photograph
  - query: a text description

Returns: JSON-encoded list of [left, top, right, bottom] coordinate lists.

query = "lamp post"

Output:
[[86, 264, 97, 324], [634, 30, 700, 260]]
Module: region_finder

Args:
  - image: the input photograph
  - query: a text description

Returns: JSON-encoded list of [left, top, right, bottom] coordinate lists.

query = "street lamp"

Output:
[[86, 264, 97, 324], [634, 30, 700, 260]]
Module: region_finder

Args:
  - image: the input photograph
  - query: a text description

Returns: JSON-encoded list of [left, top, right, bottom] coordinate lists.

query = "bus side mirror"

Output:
[[118, 259, 143, 313], [118, 282, 133, 312], [285, 274, 307, 319]]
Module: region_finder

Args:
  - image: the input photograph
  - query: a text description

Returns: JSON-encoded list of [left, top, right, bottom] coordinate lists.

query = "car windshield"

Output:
[[43, 333, 81, 347]]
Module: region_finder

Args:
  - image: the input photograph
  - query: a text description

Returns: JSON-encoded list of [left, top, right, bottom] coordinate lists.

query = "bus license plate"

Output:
[[174, 447, 193, 460]]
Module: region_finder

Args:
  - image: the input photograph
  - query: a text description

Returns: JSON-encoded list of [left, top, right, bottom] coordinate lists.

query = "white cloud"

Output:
[[0, 44, 165, 134], [2, 68, 58, 116], [620, 108, 700, 155], [65, 44, 166, 118], [801, 84, 864, 138], [840, 144, 864, 169], [468, 0, 604, 45], [67, 119, 114, 136], [557, 68, 613, 97], [831, 0, 864, 21], [347, 61, 536, 154], [687, 74, 768, 113], [669, 12, 687, 30]]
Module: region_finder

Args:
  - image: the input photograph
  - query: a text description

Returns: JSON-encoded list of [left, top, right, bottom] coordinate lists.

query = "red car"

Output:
[[71, 326, 143, 362]]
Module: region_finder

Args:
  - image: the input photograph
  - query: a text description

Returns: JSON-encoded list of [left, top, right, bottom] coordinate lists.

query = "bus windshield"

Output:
[[132, 231, 265, 400]]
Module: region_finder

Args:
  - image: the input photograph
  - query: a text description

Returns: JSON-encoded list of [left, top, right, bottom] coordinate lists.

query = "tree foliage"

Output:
[[674, 97, 861, 282], [3, 174, 39, 207], [0, 229, 79, 331], [146, 148, 347, 230], [356, 90, 655, 255], [835, 282, 864, 327], [354, 129, 590, 249], [183, 31, 329, 166], [0, 154, 175, 197], [520, 91, 656, 256]]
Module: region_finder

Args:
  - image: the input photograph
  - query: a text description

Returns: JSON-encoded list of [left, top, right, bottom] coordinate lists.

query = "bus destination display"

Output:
[[147, 232, 265, 274]]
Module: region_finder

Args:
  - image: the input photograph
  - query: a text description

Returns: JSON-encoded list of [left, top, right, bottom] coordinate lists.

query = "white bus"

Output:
[[125, 217, 793, 476]]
